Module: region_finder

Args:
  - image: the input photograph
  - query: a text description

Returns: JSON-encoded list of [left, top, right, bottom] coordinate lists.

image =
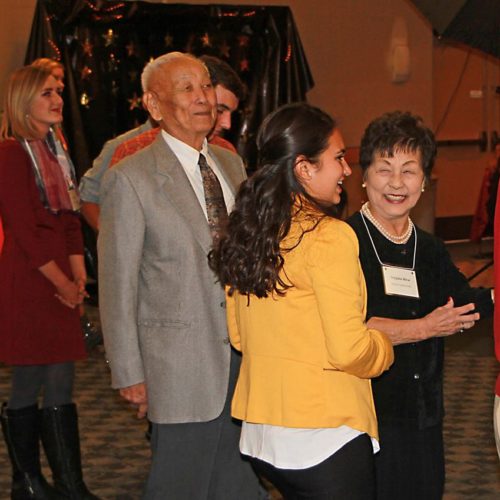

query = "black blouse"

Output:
[[348, 212, 493, 430]]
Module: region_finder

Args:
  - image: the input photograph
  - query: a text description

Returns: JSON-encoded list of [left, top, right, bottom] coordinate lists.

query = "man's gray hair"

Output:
[[141, 52, 202, 92]]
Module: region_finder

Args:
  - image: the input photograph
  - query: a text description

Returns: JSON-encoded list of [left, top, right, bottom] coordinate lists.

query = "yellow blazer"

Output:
[[227, 214, 394, 439]]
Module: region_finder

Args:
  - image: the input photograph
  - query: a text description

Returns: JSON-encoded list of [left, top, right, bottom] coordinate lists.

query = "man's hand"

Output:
[[119, 382, 148, 419]]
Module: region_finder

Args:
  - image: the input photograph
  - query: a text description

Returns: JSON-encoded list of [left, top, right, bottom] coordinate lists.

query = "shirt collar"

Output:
[[161, 130, 210, 174]]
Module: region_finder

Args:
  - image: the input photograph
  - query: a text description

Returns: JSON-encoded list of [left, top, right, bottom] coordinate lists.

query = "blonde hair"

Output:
[[0, 65, 53, 141], [31, 57, 64, 74]]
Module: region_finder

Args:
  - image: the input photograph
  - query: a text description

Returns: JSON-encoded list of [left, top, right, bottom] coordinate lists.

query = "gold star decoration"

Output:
[[128, 93, 142, 110], [81, 66, 93, 80], [128, 70, 138, 82], [82, 39, 93, 57], [111, 81, 119, 97], [238, 35, 250, 47], [125, 41, 135, 57], [164, 34, 173, 47], [108, 53, 119, 72], [103, 29, 116, 47], [80, 92, 91, 108], [240, 58, 250, 72], [219, 40, 230, 58], [201, 32, 211, 47]]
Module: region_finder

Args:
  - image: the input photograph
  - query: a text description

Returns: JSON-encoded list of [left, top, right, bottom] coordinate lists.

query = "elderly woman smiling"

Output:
[[347, 111, 494, 500]]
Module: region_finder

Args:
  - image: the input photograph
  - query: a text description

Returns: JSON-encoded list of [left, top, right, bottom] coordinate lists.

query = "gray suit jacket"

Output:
[[98, 135, 246, 424]]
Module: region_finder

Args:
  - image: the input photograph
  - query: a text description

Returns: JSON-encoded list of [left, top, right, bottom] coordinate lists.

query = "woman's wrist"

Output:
[[39, 261, 71, 289], [415, 316, 429, 341]]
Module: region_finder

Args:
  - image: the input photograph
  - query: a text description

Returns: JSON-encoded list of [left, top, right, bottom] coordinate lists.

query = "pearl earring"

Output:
[[361, 182, 366, 188], [421, 182, 426, 193]]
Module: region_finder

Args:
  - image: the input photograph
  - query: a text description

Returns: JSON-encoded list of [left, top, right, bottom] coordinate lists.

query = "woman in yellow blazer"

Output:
[[210, 103, 394, 499]]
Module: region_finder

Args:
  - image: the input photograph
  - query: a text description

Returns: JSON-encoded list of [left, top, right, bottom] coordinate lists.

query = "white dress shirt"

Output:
[[162, 130, 236, 218]]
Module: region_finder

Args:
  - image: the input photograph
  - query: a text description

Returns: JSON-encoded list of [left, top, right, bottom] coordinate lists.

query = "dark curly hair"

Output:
[[209, 102, 338, 298], [359, 111, 437, 179]]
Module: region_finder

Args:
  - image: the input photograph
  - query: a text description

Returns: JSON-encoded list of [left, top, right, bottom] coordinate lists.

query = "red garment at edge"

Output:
[[493, 182, 500, 396], [110, 128, 237, 167]]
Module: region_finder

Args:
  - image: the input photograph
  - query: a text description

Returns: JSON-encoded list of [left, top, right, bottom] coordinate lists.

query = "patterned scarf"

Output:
[[23, 133, 76, 213]]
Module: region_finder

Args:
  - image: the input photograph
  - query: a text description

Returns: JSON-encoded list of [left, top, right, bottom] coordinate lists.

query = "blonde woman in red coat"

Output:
[[0, 65, 98, 499]]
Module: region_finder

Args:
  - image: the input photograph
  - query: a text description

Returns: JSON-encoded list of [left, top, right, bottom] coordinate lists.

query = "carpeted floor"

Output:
[[0, 240, 499, 499]]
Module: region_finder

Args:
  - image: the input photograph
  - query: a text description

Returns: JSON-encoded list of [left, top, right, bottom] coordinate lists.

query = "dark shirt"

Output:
[[348, 212, 492, 430]]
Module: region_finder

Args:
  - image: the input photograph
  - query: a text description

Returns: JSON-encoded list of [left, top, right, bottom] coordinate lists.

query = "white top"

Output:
[[162, 130, 235, 218], [240, 422, 380, 470]]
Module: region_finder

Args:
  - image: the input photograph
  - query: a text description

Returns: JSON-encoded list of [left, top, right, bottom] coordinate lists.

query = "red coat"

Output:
[[495, 182, 500, 396], [0, 139, 86, 365]]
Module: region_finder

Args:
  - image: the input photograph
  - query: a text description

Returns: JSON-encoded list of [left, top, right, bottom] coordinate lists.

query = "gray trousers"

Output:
[[143, 349, 261, 500]]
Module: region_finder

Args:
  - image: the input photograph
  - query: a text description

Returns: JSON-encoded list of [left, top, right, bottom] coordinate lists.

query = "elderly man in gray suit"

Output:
[[98, 52, 261, 499]]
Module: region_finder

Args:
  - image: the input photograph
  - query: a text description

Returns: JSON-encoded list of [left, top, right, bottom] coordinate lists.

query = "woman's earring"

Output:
[[421, 182, 426, 192], [361, 182, 366, 188]]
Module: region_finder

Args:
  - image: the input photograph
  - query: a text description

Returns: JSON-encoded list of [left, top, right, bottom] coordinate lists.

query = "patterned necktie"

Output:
[[198, 153, 228, 242]]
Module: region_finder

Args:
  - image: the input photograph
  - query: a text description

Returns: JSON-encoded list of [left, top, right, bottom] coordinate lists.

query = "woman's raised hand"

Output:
[[423, 297, 479, 338]]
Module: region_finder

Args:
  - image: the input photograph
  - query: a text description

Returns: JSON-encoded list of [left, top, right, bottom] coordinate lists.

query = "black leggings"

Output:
[[250, 433, 375, 500], [8, 362, 75, 409]]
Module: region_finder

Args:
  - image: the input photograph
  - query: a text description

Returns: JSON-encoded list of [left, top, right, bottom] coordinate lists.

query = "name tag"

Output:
[[382, 265, 419, 298]]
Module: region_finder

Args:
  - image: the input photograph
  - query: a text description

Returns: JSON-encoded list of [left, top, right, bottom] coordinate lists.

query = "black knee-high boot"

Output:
[[1, 403, 59, 500], [39, 404, 99, 500]]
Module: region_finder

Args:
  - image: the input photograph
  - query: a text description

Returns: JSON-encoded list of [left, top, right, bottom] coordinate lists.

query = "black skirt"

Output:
[[375, 423, 444, 500]]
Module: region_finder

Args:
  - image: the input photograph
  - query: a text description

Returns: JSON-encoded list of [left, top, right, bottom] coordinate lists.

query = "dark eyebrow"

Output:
[[402, 159, 419, 166], [379, 157, 418, 166]]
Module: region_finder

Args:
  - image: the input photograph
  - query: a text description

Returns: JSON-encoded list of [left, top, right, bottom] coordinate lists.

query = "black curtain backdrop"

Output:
[[25, 0, 314, 178]]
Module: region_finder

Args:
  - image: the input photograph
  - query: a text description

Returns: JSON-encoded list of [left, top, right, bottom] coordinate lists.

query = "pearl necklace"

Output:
[[361, 202, 414, 245]]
